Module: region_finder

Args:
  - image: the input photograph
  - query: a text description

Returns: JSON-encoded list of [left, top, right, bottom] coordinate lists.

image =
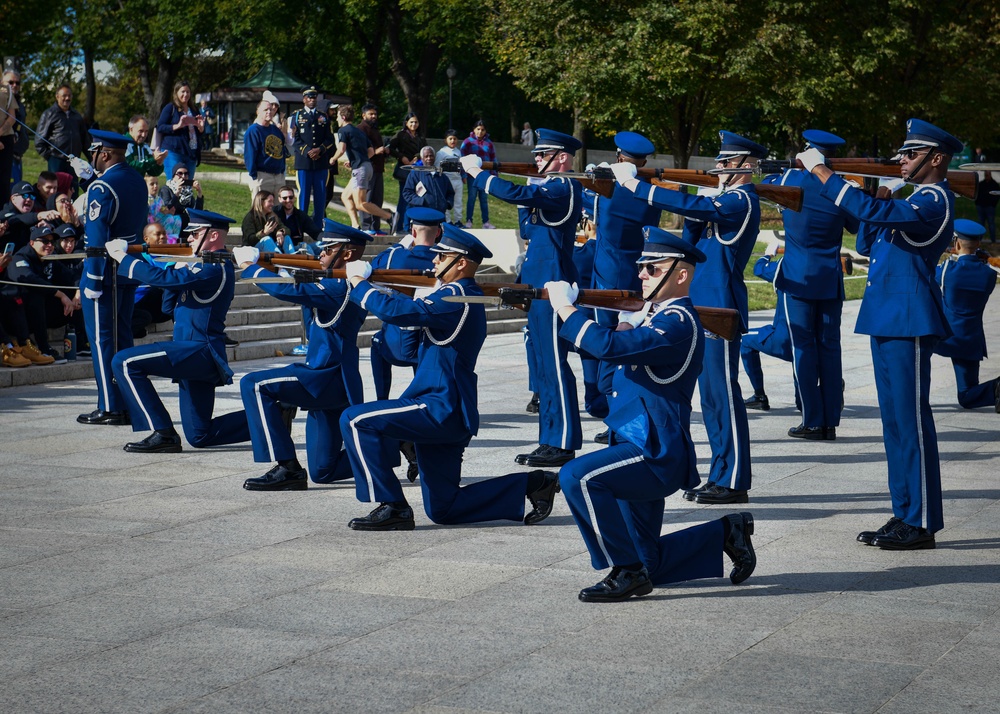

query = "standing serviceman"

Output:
[[933, 219, 1000, 410], [590, 131, 662, 443], [611, 130, 765, 505], [761, 130, 859, 440], [461, 128, 583, 468], [77, 130, 147, 427], [797, 118, 960, 550], [289, 87, 334, 226]]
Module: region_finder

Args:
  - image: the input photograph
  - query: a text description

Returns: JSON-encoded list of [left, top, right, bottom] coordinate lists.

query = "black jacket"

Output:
[[35, 104, 89, 160]]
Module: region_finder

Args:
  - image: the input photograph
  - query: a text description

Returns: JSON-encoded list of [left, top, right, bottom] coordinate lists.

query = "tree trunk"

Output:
[[509, 104, 518, 144], [82, 46, 96, 126], [351, 1, 388, 106], [385, 0, 442, 132], [573, 107, 586, 171]]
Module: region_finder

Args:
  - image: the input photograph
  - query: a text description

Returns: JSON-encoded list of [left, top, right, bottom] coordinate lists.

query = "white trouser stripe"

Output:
[[582, 455, 644, 565], [552, 309, 569, 449], [783, 292, 801, 404], [121, 350, 169, 427], [914, 338, 928, 528], [93, 300, 110, 409], [254, 376, 300, 461], [350, 403, 427, 500], [724, 341, 741, 489]]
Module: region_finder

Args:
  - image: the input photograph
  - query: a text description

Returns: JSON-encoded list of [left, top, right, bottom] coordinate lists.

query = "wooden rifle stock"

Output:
[[126, 243, 195, 257], [646, 176, 803, 211]]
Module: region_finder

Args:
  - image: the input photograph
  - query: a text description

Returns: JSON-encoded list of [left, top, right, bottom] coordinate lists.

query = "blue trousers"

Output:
[[112, 342, 250, 448], [82, 287, 135, 413], [871, 336, 943, 532], [950, 358, 998, 409], [527, 299, 582, 451], [297, 169, 327, 225], [568, 307, 608, 418], [976, 205, 996, 243], [522, 325, 536, 393], [784, 294, 843, 428], [339, 398, 529, 524], [701, 335, 752, 491], [560, 442, 724, 582], [740, 323, 792, 394], [370, 328, 418, 401], [465, 183, 489, 224], [594, 305, 619, 400], [240, 367, 353, 483]]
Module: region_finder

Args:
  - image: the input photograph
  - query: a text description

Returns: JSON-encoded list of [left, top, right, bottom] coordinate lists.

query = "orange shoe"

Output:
[[2, 344, 31, 368], [15, 340, 55, 365]]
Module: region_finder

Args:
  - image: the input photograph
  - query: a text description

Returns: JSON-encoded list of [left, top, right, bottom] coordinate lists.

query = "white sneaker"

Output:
[[464, 220, 473, 229], [482, 222, 496, 230]]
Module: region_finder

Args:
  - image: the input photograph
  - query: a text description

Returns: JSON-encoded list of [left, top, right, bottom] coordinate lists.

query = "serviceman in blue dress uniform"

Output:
[[741, 246, 796, 412], [289, 87, 334, 225], [233, 221, 370, 490], [933, 219, 1000, 410], [548, 229, 756, 602], [461, 128, 583, 468], [761, 130, 859, 440], [108, 209, 251, 453], [339, 224, 561, 530], [611, 130, 765, 505], [571, 190, 607, 420], [798, 118, 960, 550], [368, 206, 441, 401], [591, 132, 662, 442], [76, 130, 148, 427]]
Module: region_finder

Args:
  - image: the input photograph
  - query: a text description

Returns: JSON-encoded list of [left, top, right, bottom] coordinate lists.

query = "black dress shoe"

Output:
[[994, 378, 1000, 414], [243, 463, 308, 491], [857, 516, 902, 545], [515, 444, 547, 465], [124, 431, 182, 453], [522, 446, 575, 468], [788, 424, 826, 440], [525, 393, 540, 414], [578, 566, 653, 602], [745, 393, 770, 411], [682, 481, 710, 501], [399, 441, 419, 482], [723, 512, 756, 584], [77, 409, 131, 426], [695, 484, 749, 505], [872, 522, 935, 550], [823, 427, 836, 441], [594, 428, 610, 445], [348, 502, 415, 531], [224, 333, 239, 347], [524, 471, 560, 525]]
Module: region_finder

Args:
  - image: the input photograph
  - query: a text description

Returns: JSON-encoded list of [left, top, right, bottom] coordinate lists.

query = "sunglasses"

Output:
[[639, 262, 672, 277], [6, 81, 19, 87], [33, 238, 55, 245], [898, 148, 934, 159], [279, 195, 295, 201], [174, 172, 190, 177], [18, 193, 37, 201]]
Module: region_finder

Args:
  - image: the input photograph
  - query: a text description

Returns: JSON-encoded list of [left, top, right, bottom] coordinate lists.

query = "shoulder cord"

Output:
[[643, 304, 699, 385], [537, 175, 576, 228], [423, 282, 469, 346], [192, 264, 228, 304], [713, 187, 752, 247], [900, 184, 950, 248], [313, 280, 351, 328]]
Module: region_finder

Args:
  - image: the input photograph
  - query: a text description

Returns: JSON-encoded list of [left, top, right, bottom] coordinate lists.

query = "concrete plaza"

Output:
[[1, 300, 998, 713]]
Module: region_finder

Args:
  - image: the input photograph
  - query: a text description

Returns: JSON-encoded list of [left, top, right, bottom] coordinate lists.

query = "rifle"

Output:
[[757, 158, 979, 200], [44, 243, 201, 261], [437, 158, 618, 199], [244, 268, 435, 286]]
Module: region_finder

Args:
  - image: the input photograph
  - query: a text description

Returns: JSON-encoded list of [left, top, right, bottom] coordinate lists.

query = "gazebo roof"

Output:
[[235, 60, 309, 91]]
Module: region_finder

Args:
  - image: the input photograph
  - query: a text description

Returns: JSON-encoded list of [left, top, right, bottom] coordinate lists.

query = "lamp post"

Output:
[[446, 64, 457, 130]]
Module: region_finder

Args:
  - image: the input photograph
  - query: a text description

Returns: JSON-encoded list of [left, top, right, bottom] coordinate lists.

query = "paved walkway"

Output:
[[1, 300, 999, 713]]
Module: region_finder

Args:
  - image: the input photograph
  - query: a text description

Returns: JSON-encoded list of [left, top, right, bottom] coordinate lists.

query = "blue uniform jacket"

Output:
[[352, 277, 486, 434], [593, 189, 662, 291], [476, 173, 582, 285], [561, 296, 705, 482], [934, 255, 997, 360], [118, 255, 235, 385], [82, 162, 148, 293], [243, 264, 366, 400], [761, 169, 859, 300], [572, 239, 596, 287], [632, 182, 760, 331], [822, 174, 954, 338], [289, 108, 334, 171], [370, 243, 437, 362]]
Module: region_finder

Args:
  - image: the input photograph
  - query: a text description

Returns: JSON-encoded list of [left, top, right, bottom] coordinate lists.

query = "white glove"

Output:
[[105, 239, 128, 262], [345, 260, 373, 282], [68, 156, 95, 180], [878, 177, 906, 194], [460, 154, 483, 172], [796, 148, 826, 172], [232, 246, 259, 267], [610, 162, 638, 185], [545, 280, 579, 311], [399, 235, 414, 249], [619, 303, 651, 328], [83, 287, 103, 300], [765, 240, 781, 259]]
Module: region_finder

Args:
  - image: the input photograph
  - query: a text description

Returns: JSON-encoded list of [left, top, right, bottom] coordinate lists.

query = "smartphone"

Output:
[[3, 243, 13, 256], [181, 179, 194, 188]]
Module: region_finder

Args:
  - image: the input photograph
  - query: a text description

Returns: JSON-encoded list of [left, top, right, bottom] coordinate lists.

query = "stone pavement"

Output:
[[1, 299, 998, 714]]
